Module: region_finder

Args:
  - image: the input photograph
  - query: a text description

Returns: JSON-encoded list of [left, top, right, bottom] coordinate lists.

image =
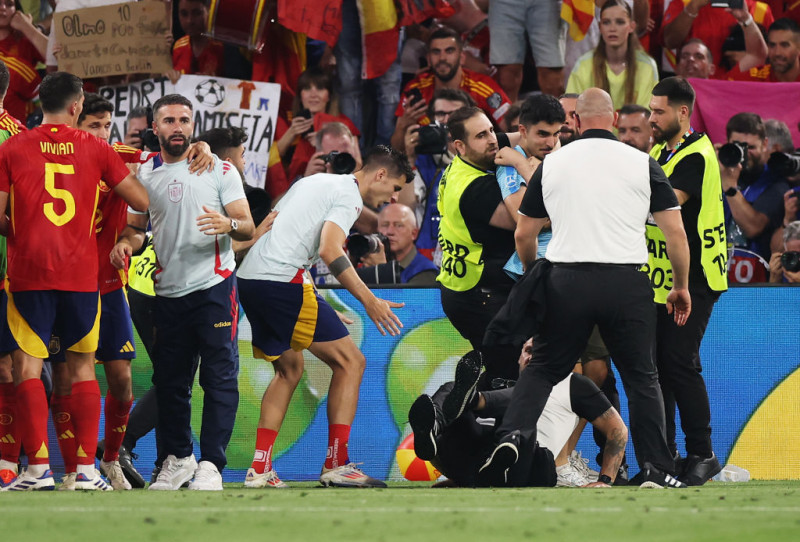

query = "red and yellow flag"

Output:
[[561, 0, 595, 42]]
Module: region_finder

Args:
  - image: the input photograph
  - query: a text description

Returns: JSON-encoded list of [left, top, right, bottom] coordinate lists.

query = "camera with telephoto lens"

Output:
[[137, 106, 160, 151], [781, 251, 800, 273], [767, 151, 800, 178], [321, 151, 357, 174], [347, 232, 391, 263], [719, 141, 748, 168], [415, 123, 449, 155]]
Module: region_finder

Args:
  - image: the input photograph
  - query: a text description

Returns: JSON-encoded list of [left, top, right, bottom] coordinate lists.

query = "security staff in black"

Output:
[[479, 88, 692, 489], [437, 106, 520, 383], [647, 77, 727, 486]]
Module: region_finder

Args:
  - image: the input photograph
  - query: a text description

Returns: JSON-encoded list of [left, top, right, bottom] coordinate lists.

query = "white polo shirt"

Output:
[[237, 173, 363, 283], [136, 153, 246, 297], [519, 129, 679, 264]]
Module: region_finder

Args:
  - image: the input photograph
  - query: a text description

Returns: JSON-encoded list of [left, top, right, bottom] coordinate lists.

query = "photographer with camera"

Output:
[[769, 221, 800, 283], [353, 203, 438, 286], [400, 89, 475, 263], [720, 112, 791, 263], [123, 107, 158, 151]]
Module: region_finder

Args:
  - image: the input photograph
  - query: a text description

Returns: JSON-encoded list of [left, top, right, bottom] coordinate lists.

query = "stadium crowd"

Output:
[[0, 0, 798, 492]]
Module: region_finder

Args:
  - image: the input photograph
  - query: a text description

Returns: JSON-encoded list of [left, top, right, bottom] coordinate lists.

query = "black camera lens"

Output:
[[323, 151, 357, 175], [415, 124, 449, 155], [781, 251, 800, 273], [767, 151, 800, 178], [719, 142, 748, 168], [347, 233, 390, 262]]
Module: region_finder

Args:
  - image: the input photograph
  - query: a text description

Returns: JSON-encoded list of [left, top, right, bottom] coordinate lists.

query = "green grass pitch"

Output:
[[3, 481, 800, 541]]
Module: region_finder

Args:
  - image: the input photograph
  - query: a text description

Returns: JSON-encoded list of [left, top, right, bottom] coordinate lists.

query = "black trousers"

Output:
[[440, 285, 522, 383], [656, 289, 717, 458], [497, 264, 675, 479]]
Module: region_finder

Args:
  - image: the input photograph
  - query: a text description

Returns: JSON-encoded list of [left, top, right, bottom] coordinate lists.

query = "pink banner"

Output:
[[689, 78, 800, 149]]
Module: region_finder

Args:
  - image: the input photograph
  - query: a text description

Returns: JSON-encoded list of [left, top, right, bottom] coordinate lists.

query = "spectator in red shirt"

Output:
[[390, 26, 511, 153], [0, 0, 46, 122], [675, 31, 766, 78], [172, 0, 225, 76], [662, 0, 774, 70], [727, 17, 800, 81], [273, 67, 360, 184]]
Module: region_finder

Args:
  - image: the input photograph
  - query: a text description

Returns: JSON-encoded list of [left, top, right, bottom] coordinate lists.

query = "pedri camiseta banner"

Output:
[[99, 75, 281, 189], [42, 286, 800, 481]]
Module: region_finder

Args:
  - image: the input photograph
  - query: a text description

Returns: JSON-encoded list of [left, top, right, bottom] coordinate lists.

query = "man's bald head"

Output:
[[575, 88, 616, 132], [378, 203, 419, 260], [379, 203, 417, 227]]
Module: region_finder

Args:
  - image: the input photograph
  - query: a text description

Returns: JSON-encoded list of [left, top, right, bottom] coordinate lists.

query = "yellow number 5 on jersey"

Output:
[[44, 163, 76, 226]]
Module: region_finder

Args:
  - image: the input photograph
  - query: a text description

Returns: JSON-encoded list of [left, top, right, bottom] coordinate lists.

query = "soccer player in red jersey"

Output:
[[0, 72, 148, 492], [49, 93, 213, 491], [0, 58, 24, 489]]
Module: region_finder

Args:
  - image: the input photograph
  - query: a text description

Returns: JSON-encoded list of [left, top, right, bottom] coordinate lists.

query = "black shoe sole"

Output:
[[409, 395, 437, 461], [478, 441, 518, 487], [443, 351, 482, 422]]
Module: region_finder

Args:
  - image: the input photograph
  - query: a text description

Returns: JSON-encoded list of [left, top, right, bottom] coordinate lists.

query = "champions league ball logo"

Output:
[[195, 79, 226, 107]]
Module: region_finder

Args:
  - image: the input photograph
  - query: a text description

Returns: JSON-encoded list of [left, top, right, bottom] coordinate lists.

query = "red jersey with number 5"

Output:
[[0, 124, 131, 292]]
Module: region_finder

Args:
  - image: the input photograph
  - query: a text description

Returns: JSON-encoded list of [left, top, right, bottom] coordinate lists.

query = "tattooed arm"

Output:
[[585, 407, 628, 487]]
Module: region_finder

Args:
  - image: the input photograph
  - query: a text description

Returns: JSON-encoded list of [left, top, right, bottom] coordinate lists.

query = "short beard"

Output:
[[653, 118, 681, 144], [160, 136, 190, 157], [435, 62, 459, 83]]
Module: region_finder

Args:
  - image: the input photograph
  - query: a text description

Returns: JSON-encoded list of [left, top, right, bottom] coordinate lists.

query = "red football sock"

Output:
[[251, 428, 278, 474], [324, 424, 351, 470], [70, 380, 101, 466], [103, 393, 132, 462], [51, 393, 77, 473], [0, 382, 20, 463], [16, 379, 50, 465]]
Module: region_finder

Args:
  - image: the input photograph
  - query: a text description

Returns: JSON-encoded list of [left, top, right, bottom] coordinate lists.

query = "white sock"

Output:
[[0, 459, 18, 473], [26, 463, 50, 477], [76, 464, 95, 477]]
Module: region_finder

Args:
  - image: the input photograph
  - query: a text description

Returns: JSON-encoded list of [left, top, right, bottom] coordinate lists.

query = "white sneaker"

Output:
[[244, 467, 288, 488], [59, 472, 77, 491], [1, 468, 55, 491], [188, 461, 223, 491], [319, 463, 387, 488], [148, 454, 198, 491], [100, 460, 133, 490], [74, 469, 113, 491], [569, 450, 599, 482], [556, 463, 590, 487]]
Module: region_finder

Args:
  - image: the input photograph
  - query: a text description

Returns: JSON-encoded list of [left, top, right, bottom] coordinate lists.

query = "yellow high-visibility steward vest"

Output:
[[645, 134, 728, 303]]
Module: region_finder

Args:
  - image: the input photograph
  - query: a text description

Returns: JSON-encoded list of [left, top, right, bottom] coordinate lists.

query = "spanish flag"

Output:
[[277, 0, 342, 46], [359, 0, 399, 79], [252, 18, 307, 113], [561, 0, 595, 42], [361, 0, 454, 79]]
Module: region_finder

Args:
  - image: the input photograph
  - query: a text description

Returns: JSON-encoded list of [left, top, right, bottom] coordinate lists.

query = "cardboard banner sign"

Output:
[[55, 1, 172, 79], [99, 74, 281, 189]]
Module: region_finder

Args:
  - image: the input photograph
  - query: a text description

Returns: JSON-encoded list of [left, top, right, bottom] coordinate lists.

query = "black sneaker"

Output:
[[477, 431, 520, 487], [613, 463, 629, 486], [443, 350, 483, 423], [637, 462, 687, 488], [680, 453, 722, 486], [408, 394, 443, 461], [118, 445, 146, 489]]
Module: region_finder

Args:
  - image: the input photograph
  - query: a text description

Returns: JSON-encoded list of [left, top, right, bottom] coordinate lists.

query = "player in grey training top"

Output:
[[237, 146, 414, 489], [111, 94, 254, 492]]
